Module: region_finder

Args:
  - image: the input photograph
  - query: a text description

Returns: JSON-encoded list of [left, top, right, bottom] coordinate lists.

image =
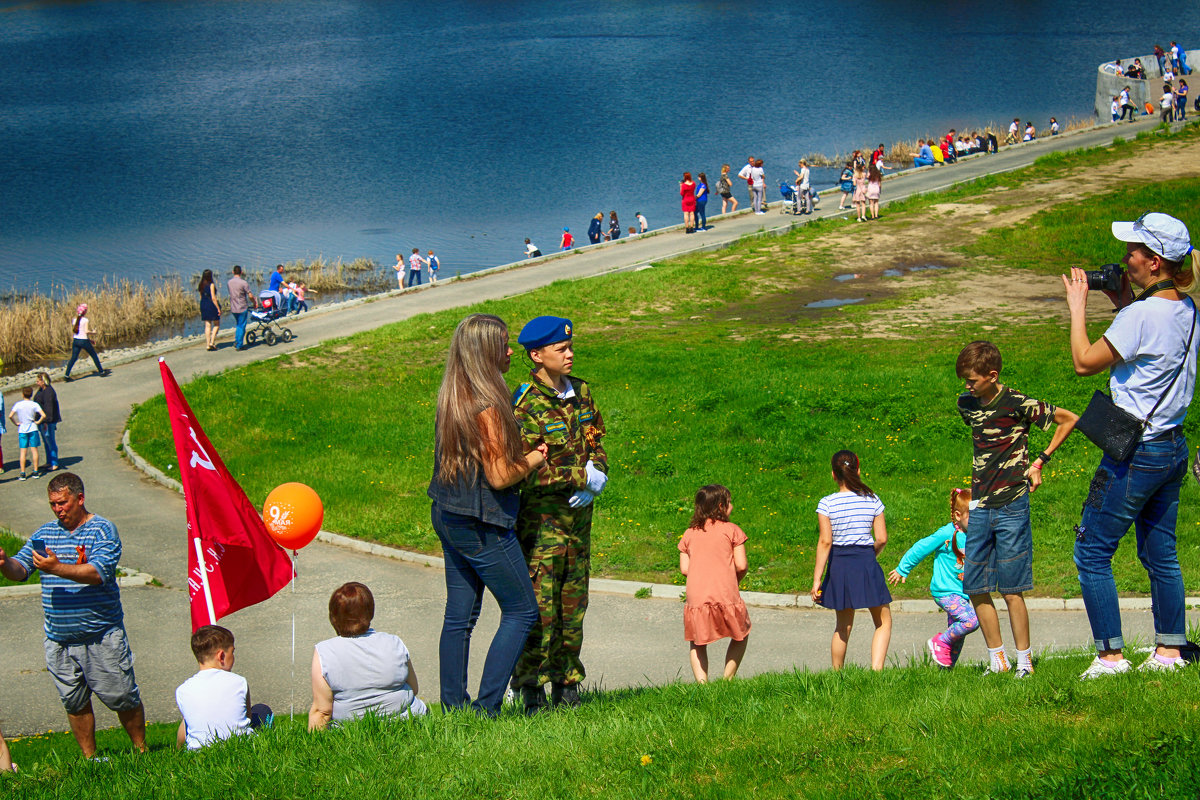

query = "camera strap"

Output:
[[1134, 280, 1177, 303]]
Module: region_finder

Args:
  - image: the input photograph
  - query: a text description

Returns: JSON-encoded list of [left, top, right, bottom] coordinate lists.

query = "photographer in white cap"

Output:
[[1063, 212, 1199, 679]]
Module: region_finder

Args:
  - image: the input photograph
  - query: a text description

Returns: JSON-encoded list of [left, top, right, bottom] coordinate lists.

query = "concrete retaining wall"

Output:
[[1095, 50, 1197, 120]]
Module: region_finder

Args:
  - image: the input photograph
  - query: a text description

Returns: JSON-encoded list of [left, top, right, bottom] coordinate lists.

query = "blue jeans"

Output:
[[913, 156, 935, 167], [39, 422, 58, 468], [407, 270, 423, 287], [64, 339, 103, 377], [963, 493, 1033, 595], [431, 504, 538, 716], [696, 201, 707, 228], [233, 310, 249, 348], [1074, 431, 1189, 651]]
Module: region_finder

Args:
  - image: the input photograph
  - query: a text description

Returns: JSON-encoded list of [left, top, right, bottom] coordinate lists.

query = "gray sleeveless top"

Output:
[[314, 629, 426, 721]]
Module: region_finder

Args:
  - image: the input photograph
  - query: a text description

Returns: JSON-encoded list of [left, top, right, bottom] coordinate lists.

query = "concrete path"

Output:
[[0, 115, 1189, 737]]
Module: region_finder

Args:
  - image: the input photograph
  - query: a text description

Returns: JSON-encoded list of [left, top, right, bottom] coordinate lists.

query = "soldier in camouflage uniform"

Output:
[[510, 316, 608, 712]]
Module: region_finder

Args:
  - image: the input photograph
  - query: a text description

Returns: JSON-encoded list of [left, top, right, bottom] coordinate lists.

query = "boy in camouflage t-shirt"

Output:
[[955, 341, 1078, 678]]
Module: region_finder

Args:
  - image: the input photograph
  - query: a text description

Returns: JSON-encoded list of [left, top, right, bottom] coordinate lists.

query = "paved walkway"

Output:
[[0, 116, 1190, 736]]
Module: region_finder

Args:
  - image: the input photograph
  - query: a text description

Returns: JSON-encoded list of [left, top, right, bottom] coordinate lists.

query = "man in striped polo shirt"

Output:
[[0, 472, 146, 757]]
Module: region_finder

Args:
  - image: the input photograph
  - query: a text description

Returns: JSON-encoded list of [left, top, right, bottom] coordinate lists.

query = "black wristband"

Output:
[[1037, 451, 1052, 465]]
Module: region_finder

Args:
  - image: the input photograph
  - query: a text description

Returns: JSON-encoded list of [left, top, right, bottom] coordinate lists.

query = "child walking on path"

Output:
[[678, 484, 751, 682], [955, 341, 1077, 677], [889, 488, 979, 668], [811, 450, 892, 671]]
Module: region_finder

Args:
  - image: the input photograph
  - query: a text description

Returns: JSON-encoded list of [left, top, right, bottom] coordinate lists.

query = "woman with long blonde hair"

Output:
[[427, 313, 546, 715]]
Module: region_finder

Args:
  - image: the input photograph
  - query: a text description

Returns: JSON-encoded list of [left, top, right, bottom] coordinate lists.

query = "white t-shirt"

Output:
[[1009, 120, 1019, 134], [817, 491, 885, 547], [1104, 297, 1198, 437], [175, 669, 251, 750], [10, 399, 44, 434], [737, 163, 753, 182], [1112, 99, 1120, 115], [1162, 92, 1175, 109], [749, 166, 765, 189], [797, 166, 810, 190], [73, 316, 90, 340], [637, 213, 647, 230], [525, 242, 539, 256], [1120, 89, 1130, 105]]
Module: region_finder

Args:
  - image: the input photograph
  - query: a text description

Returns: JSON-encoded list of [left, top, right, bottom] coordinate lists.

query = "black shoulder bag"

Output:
[[1075, 297, 1197, 462]]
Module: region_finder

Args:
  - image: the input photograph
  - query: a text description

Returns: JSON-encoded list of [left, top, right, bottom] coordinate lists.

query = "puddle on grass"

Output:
[[834, 273, 860, 282], [881, 269, 903, 277], [806, 297, 864, 309], [908, 264, 948, 272]]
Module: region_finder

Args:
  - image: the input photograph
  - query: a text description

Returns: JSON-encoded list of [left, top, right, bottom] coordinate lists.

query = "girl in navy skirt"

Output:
[[810, 450, 892, 670]]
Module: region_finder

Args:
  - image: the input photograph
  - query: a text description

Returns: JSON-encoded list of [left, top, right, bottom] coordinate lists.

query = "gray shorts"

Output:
[[44, 627, 142, 715]]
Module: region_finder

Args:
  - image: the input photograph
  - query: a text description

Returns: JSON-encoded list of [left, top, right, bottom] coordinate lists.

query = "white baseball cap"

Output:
[[1111, 212, 1193, 262]]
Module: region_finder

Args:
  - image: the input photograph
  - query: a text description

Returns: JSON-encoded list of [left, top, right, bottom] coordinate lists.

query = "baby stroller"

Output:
[[779, 182, 800, 215], [246, 290, 294, 346]]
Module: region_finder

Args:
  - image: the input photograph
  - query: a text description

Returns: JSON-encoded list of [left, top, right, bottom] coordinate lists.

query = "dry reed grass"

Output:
[[235, 257, 387, 294], [0, 278, 196, 365]]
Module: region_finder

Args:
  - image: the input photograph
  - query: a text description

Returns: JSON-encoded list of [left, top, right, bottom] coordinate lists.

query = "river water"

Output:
[[2, 1, 1197, 294]]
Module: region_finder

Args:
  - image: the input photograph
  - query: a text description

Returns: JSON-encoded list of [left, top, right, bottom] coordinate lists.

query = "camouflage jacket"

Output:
[[513, 372, 607, 495]]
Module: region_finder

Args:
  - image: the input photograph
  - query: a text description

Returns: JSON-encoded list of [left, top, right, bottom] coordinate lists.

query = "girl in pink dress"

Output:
[[679, 172, 697, 234], [678, 484, 751, 682]]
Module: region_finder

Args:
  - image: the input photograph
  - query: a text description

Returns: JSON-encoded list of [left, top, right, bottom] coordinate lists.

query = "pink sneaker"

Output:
[[927, 636, 953, 668]]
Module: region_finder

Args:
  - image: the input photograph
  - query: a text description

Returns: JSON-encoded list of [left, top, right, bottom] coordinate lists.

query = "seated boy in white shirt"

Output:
[[176, 625, 272, 750]]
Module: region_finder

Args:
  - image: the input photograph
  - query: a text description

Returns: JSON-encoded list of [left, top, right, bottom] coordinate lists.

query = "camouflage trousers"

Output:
[[511, 499, 592, 688]]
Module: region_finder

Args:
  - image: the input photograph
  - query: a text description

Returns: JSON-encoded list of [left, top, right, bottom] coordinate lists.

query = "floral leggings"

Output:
[[933, 594, 979, 666]]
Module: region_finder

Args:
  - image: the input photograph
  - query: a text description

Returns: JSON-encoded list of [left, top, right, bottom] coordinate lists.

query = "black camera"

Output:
[[1085, 262, 1124, 292]]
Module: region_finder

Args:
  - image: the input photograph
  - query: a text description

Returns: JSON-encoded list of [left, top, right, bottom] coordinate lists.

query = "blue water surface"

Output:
[[2, 0, 1197, 293]]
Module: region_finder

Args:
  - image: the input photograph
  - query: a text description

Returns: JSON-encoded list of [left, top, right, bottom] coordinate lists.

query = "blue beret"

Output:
[[518, 316, 573, 350]]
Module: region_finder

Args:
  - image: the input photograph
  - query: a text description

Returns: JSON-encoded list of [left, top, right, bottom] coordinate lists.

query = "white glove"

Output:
[[568, 490, 595, 509], [584, 460, 608, 495]]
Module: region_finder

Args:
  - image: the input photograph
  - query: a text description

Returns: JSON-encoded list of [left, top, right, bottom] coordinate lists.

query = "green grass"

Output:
[[125, 126, 1200, 598], [0, 529, 38, 588], [965, 177, 1200, 274], [6, 653, 1200, 799]]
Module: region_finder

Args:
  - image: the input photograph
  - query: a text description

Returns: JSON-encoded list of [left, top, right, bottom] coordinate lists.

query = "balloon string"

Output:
[[291, 550, 296, 721]]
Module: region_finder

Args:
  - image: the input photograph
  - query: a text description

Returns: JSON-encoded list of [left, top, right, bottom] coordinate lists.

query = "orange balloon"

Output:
[[262, 482, 324, 550]]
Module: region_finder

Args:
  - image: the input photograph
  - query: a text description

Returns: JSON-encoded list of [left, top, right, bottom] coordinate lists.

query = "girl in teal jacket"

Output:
[[888, 488, 979, 668]]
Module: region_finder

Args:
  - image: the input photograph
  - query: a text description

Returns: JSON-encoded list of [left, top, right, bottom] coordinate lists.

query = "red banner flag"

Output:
[[159, 358, 295, 631]]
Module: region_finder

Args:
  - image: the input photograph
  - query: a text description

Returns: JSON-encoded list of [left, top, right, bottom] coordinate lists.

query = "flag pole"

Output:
[[192, 537, 217, 625]]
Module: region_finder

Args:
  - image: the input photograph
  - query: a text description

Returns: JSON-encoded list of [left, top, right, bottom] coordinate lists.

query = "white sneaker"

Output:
[[1139, 653, 1187, 672], [983, 651, 1010, 675], [1079, 656, 1132, 680]]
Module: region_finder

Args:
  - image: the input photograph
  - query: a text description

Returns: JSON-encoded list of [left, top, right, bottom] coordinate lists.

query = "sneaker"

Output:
[[17, 473, 27, 482], [927, 636, 953, 668], [984, 652, 1010, 675], [1139, 653, 1187, 672], [30, 471, 41, 480], [1014, 665, 1034, 679], [1079, 656, 1131, 680]]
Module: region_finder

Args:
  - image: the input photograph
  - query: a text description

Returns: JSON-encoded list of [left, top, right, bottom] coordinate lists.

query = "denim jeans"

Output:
[[64, 339, 103, 377], [1074, 431, 1189, 651], [38, 422, 58, 468], [233, 310, 249, 348], [963, 492, 1033, 595], [695, 201, 707, 228], [431, 504, 538, 716], [407, 270, 423, 288]]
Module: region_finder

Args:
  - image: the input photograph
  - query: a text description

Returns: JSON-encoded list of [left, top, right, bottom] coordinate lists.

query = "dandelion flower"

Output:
[[640, 754, 653, 766]]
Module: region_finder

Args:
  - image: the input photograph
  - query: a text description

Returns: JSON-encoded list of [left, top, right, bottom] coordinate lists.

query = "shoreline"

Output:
[[0, 113, 1147, 393]]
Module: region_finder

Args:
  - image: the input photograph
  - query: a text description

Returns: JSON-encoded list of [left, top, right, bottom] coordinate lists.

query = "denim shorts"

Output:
[[44, 626, 142, 714], [963, 492, 1033, 595], [19, 431, 41, 448]]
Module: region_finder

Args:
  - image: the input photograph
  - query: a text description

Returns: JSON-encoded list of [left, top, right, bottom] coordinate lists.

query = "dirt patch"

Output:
[[725, 134, 1200, 337]]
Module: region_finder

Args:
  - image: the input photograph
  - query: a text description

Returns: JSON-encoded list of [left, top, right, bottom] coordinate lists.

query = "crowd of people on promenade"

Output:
[[0, 211, 1196, 769], [1110, 41, 1194, 124]]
